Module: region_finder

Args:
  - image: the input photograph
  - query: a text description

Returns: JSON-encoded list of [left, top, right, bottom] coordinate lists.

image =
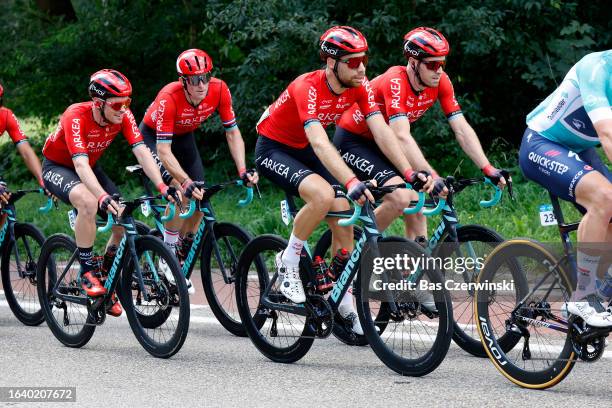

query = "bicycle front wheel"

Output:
[[474, 239, 576, 389], [357, 237, 453, 376], [236, 234, 314, 363], [36, 234, 95, 348], [2, 222, 46, 325], [121, 235, 190, 358], [201, 222, 253, 337]]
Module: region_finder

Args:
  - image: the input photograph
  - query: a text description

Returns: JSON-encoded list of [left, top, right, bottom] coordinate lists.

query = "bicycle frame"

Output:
[[51, 200, 161, 306], [131, 165, 252, 285], [505, 193, 585, 336]]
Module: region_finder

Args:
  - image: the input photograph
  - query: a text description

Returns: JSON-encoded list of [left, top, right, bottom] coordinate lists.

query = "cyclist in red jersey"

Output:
[[255, 26, 432, 334], [335, 27, 509, 239], [0, 83, 47, 203], [42, 69, 178, 317], [140, 48, 257, 292]]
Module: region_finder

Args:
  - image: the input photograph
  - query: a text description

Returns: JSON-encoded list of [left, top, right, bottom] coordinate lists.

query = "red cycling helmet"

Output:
[[403, 27, 450, 60], [319, 26, 368, 60], [88, 69, 132, 100], [176, 49, 213, 76]]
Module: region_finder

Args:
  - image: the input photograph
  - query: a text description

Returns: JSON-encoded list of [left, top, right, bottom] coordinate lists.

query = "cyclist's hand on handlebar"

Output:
[[482, 165, 511, 189], [239, 168, 259, 187], [432, 174, 448, 198], [345, 177, 374, 205], [157, 182, 181, 204], [181, 178, 204, 200], [0, 182, 10, 205], [403, 169, 433, 193], [98, 193, 121, 216]]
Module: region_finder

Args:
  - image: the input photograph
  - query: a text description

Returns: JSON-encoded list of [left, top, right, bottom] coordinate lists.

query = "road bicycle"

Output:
[[313, 176, 511, 355], [235, 183, 455, 376], [127, 164, 255, 336], [37, 195, 190, 358], [474, 192, 611, 388]]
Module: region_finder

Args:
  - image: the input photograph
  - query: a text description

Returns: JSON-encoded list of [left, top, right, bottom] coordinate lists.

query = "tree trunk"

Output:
[[36, 0, 76, 21]]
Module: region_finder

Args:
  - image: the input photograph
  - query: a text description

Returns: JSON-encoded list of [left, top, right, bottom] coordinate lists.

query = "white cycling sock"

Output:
[[572, 251, 600, 301], [338, 287, 355, 315], [163, 229, 179, 249], [282, 233, 303, 267]]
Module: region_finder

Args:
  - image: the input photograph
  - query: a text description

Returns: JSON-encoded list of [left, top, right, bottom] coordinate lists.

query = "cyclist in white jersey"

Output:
[[519, 50, 612, 327]]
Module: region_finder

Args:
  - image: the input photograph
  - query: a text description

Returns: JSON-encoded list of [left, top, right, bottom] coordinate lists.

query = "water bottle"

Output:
[[312, 256, 333, 293], [328, 248, 350, 281]]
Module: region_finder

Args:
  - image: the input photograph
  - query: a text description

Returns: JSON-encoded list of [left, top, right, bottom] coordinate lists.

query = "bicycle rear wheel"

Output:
[[121, 235, 190, 358], [236, 234, 315, 363], [357, 237, 453, 376], [2, 222, 45, 325], [201, 222, 253, 337], [474, 239, 576, 389], [37, 234, 95, 348], [437, 224, 513, 357]]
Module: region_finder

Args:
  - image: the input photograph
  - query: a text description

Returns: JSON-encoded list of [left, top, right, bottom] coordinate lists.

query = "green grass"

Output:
[[7, 175, 583, 255], [6, 117, 587, 251]]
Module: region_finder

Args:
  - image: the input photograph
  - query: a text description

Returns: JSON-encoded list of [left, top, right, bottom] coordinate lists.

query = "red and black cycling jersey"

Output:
[[42, 102, 143, 168], [142, 79, 237, 142], [0, 107, 28, 145], [256, 70, 380, 149], [337, 66, 462, 139]]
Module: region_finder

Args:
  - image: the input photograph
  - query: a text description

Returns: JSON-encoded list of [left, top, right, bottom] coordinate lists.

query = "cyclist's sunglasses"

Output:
[[183, 74, 210, 86], [106, 98, 131, 111], [339, 55, 368, 69], [421, 60, 446, 71]]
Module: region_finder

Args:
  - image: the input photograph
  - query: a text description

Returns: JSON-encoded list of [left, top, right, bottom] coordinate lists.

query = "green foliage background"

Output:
[[0, 0, 610, 243]]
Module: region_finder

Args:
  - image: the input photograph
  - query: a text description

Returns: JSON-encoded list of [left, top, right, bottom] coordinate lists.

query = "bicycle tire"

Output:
[[37, 234, 96, 348], [200, 222, 253, 337], [1, 222, 45, 325]]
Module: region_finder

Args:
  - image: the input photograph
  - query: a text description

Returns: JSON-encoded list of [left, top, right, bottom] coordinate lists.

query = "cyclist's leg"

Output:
[[333, 126, 423, 237], [172, 132, 205, 237], [92, 163, 124, 250], [573, 148, 612, 304], [519, 129, 612, 325], [255, 136, 335, 303], [42, 159, 106, 296], [140, 123, 189, 248]]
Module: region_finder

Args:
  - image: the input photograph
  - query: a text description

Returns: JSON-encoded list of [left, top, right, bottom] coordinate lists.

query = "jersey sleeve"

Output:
[[293, 80, 320, 129], [4, 109, 28, 145], [61, 109, 89, 160], [438, 74, 462, 120], [576, 55, 612, 124], [379, 75, 408, 122], [356, 77, 381, 119], [155, 92, 177, 143], [122, 109, 145, 148], [218, 81, 238, 131]]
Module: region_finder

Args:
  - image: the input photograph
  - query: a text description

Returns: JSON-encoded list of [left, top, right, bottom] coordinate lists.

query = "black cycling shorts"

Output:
[[519, 128, 612, 214], [42, 158, 121, 218], [255, 135, 339, 197], [333, 126, 399, 186], [140, 123, 205, 184]]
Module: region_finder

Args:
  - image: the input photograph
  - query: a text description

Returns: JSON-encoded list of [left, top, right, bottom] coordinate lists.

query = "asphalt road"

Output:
[[1, 292, 611, 408]]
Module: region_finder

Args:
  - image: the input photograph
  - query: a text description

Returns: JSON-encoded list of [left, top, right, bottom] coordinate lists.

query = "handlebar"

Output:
[[480, 178, 503, 208], [97, 214, 114, 233]]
